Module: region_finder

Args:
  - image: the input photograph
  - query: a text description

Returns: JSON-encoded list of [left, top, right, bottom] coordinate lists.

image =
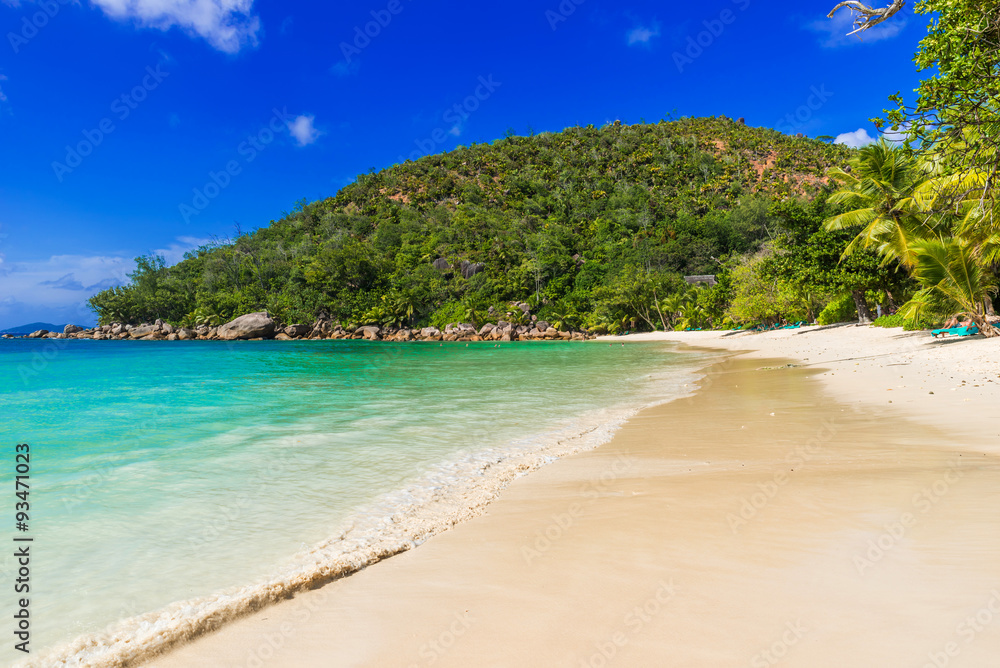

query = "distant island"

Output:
[[1, 322, 67, 335]]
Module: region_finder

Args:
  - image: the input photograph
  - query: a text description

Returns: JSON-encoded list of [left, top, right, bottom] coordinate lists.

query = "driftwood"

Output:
[[828, 0, 905, 36]]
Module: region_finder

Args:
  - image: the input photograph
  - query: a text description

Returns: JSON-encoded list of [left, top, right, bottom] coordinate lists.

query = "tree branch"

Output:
[[828, 0, 906, 35]]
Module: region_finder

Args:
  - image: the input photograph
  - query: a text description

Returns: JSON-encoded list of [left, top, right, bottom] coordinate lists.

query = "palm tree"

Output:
[[677, 303, 710, 330], [898, 238, 999, 337], [823, 141, 937, 269], [188, 307, 221, 327], [549, 310, 579, 331], [910, 154, 1000, 317], [658, 293, 688, 330]]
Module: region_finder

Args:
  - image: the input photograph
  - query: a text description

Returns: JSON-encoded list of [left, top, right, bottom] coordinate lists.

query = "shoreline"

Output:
[[19, 341, 702, 668], [7, 313, 594, 343], [145, 326, 1000, 667], [600, 325, 1000, 443]]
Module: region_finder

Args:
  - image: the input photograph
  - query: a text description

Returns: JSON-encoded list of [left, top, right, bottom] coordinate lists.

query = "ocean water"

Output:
[[0, 338, 707, 666]]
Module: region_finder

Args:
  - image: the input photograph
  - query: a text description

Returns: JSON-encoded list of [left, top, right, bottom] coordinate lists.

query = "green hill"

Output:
[[88, 117, 852, 332]]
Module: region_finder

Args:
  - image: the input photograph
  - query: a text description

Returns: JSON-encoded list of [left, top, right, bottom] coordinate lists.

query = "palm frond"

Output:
[[824, 208, 877, 231]]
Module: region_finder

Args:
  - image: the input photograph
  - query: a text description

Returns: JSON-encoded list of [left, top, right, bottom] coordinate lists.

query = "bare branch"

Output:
[[828, 0, 906, 35]]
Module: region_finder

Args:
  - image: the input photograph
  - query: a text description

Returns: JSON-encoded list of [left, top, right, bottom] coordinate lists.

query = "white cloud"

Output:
[[0, 254, 131, 327], [808, 10, 906, 48], [835, 128, 877, 148], [0, 237, 209, 328], [0, 74, 7, 103], [287, 114, 321, 146], [153, 235, 210, 265], [88, 0, 261, 54], [627, 23, 660, 46]]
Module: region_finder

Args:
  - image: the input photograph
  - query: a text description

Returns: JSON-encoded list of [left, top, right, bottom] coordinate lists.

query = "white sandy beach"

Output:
[[606, 324, 1000, 443], [144, 325, 1000, 667]]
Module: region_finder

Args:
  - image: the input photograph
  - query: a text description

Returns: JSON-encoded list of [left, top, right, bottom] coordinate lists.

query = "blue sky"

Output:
[[0, 0, 926, 328]]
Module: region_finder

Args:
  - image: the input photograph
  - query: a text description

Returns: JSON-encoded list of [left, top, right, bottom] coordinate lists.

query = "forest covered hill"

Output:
[[88, 117, 861, 332]]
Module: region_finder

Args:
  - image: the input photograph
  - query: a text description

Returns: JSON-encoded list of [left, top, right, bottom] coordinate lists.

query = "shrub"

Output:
[[903, 315, 937, 331], [872, 313, 936, 330], [817, 293, 857, 325], [428, 301, 468, 329], [725, 249, 803, 325], [872, 314, 905, 328]]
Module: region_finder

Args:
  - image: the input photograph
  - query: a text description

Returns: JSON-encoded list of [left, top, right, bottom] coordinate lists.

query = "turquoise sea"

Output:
[[0, 338, 705, 666]]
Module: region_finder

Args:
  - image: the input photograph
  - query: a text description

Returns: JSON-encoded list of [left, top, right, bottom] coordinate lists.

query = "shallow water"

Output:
[[0, 338, 707, 665]]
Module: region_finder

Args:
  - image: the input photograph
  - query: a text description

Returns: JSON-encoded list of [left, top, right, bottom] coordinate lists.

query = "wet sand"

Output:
[[149, 354, 1000, 667]]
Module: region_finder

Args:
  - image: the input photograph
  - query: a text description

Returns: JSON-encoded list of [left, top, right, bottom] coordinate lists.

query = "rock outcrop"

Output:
[[130, 324, 159, 338], [460, 260, 485, 279], [4, 310, 597, 344], [285, 324, 311, 337], [216, 312, 276, 341]]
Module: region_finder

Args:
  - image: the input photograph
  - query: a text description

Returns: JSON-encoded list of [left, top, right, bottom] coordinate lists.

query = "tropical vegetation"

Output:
[[88, 0, 1000, 336]]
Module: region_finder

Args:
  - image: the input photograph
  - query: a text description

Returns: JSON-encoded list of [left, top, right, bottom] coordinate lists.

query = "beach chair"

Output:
[[931, 325, 979, 338]]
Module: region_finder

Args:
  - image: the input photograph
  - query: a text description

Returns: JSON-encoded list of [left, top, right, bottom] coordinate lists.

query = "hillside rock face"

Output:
[[460, 260, 485, 279], [217, 312, 276, 340]]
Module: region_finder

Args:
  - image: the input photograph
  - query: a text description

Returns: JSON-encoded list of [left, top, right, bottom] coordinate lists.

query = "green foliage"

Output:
[[817, 294, 858, 326], [872, 314, 904, 328], [872, 313, 936, 331], [824, 141, 940, 269], [428, 301, 469, 330], [904, 315, 938, 331], [89, 119, 852, 329], [898, 237, 999, 332], [726, 249, 804, 325], [882, 0, 1000, 197]]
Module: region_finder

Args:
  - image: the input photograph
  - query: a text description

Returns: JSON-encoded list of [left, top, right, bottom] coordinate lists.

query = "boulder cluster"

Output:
[[13, 311, 594, 343]]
